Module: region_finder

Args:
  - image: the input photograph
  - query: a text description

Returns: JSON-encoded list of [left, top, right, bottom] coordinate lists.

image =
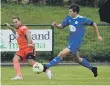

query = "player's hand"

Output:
[[97, 35, 103, 41], [51, 22, 63, 29], [5, 23, 11, 28], [28, 43, 35, 49], [51, 22, 57, 28]]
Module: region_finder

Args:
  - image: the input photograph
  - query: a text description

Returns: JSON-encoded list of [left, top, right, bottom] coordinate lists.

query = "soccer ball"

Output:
[[33, 63, 44, 74]]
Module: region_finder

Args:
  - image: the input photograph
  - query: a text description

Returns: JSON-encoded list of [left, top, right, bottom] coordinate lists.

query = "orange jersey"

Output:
[[16, 25, 36, 60], [16, 25, 30, 49]]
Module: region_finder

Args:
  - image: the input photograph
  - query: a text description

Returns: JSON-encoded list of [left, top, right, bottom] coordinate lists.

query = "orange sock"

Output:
[[13, 61, 22, 77]]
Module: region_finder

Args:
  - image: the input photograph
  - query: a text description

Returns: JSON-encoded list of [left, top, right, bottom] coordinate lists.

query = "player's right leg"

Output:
[[11, 55, 23, 80], [26, 52, 52, 79], [44, 48, 70, 69], [43, 48, 70, 79], [26, 53, 36, 66]]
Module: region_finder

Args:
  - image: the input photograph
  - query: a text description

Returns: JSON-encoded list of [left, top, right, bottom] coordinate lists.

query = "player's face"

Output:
[[69, 9, 77, 18], [13, 19, 21, 29]]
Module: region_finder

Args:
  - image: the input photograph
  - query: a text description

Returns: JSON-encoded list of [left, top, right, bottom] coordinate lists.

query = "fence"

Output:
[[1, 23, 110, 63]]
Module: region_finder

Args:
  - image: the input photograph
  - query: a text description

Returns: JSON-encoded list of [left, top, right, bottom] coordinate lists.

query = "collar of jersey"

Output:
[[72, 15, 79, 19], [17, 24, 23, 29]]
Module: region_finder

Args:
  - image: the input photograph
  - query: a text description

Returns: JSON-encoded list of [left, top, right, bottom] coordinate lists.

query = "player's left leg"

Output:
[[69, 41, 98, 77], [73, 52, 98, 77], [73, 52, 92, 69]]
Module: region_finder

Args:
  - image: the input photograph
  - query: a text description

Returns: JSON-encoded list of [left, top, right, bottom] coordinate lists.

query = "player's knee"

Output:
[[13, 55, 22, 63], [27, 53, 35, 60], [74, 57, 81, 63], [58, 52, 65, 58], [12, 57, 19, 63]]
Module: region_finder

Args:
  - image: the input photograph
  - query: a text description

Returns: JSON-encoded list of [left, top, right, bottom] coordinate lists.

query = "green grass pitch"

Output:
[[1, 65, 110, 85]]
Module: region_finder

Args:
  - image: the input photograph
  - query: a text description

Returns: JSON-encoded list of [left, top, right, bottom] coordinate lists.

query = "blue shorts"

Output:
[[67, 41, 82, 54]]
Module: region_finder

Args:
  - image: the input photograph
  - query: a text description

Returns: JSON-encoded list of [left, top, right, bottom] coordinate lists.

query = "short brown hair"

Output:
[[69, 4, 80, 13], [13, 16, 20, 20]]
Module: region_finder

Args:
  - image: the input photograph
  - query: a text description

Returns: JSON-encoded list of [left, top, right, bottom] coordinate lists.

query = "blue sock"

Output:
[[45, 56, 62, 68], [80, 58, 92, 70]]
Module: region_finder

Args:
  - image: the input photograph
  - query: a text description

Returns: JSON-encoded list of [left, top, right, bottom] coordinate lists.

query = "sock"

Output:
[[45, 56, 62, 68], [80, 58, 92, 70], [13, 61, 22, 77]]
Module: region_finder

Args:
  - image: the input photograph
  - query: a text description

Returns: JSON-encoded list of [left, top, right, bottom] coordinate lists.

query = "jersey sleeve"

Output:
[[61, 16, 69, 28], [83, 17, 93, 25], [22, 26, 29, 35]]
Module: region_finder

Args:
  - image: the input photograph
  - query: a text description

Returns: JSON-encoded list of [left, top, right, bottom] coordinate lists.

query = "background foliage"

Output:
[[1, 0, 106, 7]]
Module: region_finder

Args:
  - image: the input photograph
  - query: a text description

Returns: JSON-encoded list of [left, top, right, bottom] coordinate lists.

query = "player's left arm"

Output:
[[92, 22, 103, 41], [84, 17, 103, 41]]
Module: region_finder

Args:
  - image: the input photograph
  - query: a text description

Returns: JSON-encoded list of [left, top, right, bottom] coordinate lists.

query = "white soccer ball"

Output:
[[33, 63, 44, 74]]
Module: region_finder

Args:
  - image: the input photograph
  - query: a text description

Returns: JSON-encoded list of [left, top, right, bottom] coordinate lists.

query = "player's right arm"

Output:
[[5, 23, 16, 34], [23, 27, 35, 49], [52, 16, 69, 29], [52, 22, 63, 29]]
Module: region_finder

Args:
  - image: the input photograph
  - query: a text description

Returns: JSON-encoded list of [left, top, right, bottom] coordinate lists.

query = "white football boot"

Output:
[[11, 76, 23, 80], [46, 69, 52, 79]]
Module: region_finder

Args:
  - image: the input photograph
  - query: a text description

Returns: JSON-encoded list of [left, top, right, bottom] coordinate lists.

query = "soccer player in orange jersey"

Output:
[[5, 16, 52, 80]]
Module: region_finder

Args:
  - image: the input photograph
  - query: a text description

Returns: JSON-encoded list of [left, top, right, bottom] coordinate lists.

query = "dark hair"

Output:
[[69, 4, 80, 13], [13, 16, 20, 20]]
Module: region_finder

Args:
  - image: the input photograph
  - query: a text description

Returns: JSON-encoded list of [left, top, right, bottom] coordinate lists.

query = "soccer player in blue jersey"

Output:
[[43, 4, 103, 78]]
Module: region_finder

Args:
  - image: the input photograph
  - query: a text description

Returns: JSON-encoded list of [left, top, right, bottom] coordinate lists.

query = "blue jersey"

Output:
[[62, 15, 93, 43]]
